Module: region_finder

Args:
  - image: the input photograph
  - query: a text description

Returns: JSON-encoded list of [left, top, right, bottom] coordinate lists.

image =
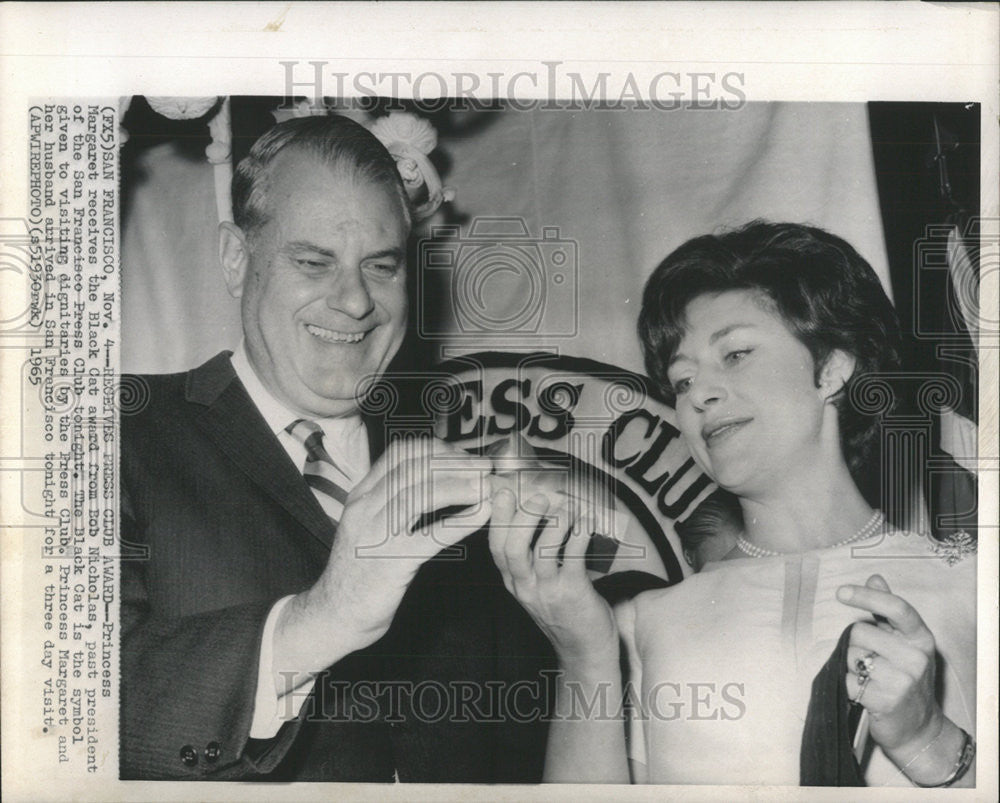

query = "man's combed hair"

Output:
[[638, 220, 902, 476], [232, 114, 410, 236], [674, 488, 743, 546]]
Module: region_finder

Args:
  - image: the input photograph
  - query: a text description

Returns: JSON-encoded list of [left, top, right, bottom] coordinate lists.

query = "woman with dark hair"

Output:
[[488, 221, 975, 786]]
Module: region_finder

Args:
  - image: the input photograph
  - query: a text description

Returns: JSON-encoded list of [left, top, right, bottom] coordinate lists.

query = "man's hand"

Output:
[[273, 436, 493, 687]]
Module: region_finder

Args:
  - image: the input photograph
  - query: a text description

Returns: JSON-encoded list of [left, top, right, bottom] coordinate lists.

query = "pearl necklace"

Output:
[[735, 510, 885, 558]]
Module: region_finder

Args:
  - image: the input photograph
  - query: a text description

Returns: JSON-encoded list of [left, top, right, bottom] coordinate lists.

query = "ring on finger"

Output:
[[854, 651, 876, 682], [853, 672, 871, 704]]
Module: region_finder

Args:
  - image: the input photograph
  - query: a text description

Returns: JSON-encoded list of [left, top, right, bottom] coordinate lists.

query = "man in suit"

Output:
[[120, 115, 555, 781]]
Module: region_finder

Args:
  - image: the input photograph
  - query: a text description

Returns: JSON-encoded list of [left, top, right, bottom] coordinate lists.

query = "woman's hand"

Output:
[[836, 574, 949, 765], [489, 486, 630, 784], [488, 487, 618, 666]]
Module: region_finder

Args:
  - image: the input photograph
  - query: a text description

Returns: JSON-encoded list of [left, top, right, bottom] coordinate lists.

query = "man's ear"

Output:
[[219, 222, 250, 299], [818, 349, 857, 401], [682, 548, 697, 571]]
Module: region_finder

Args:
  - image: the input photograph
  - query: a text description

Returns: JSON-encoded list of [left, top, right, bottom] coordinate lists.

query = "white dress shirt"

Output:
[[230, 341, 371, 739]]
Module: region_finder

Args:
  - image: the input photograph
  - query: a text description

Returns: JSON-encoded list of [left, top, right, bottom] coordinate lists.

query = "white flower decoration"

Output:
[[369, 112, 437, 155], [146, 96, 219, 120], [271, 99, 336, 125], [368, 112, 453, 221], [394, 156, 423, 189]]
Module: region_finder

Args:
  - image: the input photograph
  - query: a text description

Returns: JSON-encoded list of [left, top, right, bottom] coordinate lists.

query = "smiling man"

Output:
[[221, 141, 410, 416], [120, 115, 553, 782]]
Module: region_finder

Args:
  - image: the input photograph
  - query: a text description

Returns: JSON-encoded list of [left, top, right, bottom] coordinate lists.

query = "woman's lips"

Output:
[[702, 418, 752, 446]]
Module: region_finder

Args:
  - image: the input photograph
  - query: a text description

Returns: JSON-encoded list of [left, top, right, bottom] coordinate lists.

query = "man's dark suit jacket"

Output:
[[120, 352, 556, 781]]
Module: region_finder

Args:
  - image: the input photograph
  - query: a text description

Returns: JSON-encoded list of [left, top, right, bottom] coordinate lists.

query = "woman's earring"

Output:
[[819, 350, 856, 400]]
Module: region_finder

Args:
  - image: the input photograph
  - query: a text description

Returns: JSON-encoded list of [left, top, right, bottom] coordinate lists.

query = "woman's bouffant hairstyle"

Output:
[[638, 220, 902, 476], [231, 114, 410, 238]]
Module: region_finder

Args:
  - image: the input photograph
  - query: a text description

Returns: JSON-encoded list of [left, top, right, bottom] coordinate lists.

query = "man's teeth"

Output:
[[306, 324, 366, 343]]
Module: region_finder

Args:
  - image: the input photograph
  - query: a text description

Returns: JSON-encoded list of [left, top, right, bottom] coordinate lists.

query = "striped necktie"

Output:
[[285, 418, 351, 525]]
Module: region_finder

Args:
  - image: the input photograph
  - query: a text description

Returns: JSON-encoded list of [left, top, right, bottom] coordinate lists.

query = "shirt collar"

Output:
[[230, 340, 364, 438]]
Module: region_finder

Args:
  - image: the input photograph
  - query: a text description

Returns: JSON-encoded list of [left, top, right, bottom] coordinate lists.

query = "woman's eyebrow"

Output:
[[668, 351, 690, 369], [708, 322, 756, 345], [668, 323, 758, 368]]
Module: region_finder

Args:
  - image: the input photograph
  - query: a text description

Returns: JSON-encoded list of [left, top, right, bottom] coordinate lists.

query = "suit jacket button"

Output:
[[204, 741, 222, 763], [180, 744, 198, 767]]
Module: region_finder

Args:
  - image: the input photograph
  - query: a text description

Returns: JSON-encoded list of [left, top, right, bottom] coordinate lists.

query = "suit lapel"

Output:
[[363, 410, 387, 462], [186, 353, 336, 551]]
